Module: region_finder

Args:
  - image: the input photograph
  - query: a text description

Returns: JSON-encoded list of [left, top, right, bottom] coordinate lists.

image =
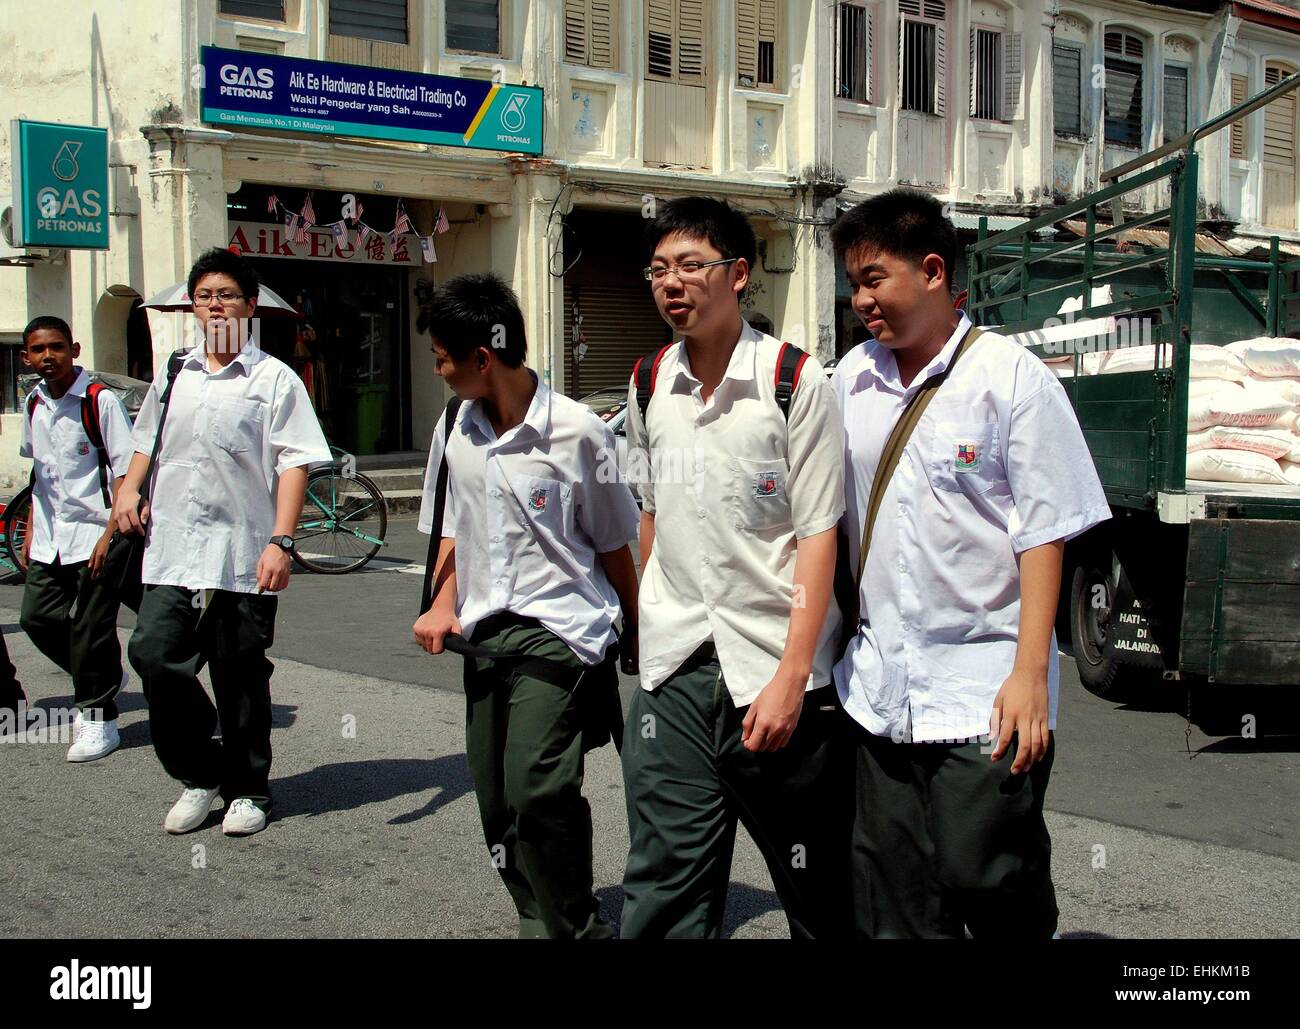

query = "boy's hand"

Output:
[[414, 605, 461, 655], [741, 664, 806, 752], [619, 624, 638, 676], [256, 544, 292, 593], [21, 525, 32, 564], [115, 486, 147, 536], [990, 667, 1050, 774], [88, 532, 112, 579]]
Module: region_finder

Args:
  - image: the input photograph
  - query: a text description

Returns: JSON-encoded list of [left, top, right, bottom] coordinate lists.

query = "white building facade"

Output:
[[4, 0, 1300, 486]]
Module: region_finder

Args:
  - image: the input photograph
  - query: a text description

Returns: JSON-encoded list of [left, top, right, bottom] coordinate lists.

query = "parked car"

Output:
[[578, 389, 634, 500]]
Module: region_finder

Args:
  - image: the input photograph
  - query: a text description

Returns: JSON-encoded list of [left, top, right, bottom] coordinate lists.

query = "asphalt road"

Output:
[[2, 516, 1298, 938]]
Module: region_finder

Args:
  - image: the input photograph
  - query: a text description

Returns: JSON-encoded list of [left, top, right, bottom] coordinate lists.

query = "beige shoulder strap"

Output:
[[856, 326, 985, 586]]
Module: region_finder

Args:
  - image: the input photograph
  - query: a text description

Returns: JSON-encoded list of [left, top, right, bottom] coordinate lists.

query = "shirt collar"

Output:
[[461, 371, 552, 445], [857, 313, 972, 395], [667, 318, 759, 386], [185, 335, 263, 375], [36, 367, 90, 403]]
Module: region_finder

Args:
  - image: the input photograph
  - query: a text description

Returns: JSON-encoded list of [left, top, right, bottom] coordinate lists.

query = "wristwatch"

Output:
[[269, 535, 295, 553]]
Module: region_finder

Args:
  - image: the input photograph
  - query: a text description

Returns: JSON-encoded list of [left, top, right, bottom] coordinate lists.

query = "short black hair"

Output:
[[644, 196, 757, 272], [417, 273, 527, 368], [831, 189, 959, 287], [22, 315, 73, 348], [187, 247, 259, 303]]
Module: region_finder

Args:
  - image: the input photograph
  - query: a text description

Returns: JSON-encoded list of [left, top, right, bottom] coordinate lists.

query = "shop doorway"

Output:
[[251, 258, 411, 455]]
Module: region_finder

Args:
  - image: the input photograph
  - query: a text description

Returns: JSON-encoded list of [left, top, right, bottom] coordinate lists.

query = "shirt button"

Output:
[[697, 510, 706, 519], [491, 490, 502, 498], [491, 535, 502, 543]]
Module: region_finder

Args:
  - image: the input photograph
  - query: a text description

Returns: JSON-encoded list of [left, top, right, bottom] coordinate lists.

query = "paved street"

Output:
[[2, 517, 1298, 938]]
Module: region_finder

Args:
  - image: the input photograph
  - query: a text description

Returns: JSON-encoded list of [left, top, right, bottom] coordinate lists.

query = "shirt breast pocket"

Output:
[[209, 398, 265, 456], [731, 457, 792, 532], [927, 421, 1003, 496], [511, 474, 573, 538]]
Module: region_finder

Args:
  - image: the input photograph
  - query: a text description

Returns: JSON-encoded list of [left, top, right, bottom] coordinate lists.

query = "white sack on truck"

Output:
[[1187, 390, 1291, 432], [1186, 425, 1298, 460], [1186, 449, 1290, 485], [1226, 337, 1300, 378]]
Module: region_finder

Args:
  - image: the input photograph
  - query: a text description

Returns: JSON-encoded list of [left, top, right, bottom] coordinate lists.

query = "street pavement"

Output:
[[2, 517, 1298, 938]]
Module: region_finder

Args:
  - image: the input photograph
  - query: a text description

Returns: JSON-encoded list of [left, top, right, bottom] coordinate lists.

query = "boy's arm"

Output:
[[255, 465, 309, 593], [88, 474, 127, 578], [639, 510, 655, 566], [598, 544, 639, 672], [990, 539, 1063, 774], [741, 525, 837, 752], [414, 538, 460, 654], [114, 452, 153, 535]]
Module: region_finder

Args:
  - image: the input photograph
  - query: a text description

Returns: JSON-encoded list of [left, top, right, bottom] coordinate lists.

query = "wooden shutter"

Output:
[[1163, 65, 1188, 144], [220, 0, 284, 20], [677, 0, 707, 85], [1231, 74, 1248, 159], [330, 0, 408, 44], [738, 0, 758, 85], [565, 0, 616, 68], [934, 22, 946, 116], [647, 0, 673, 78], [1004, 32, 1022, 120], [1053, 42, 1082, 135], [969, 28, 978, 117], [867, 5, 875, 104], [1264, 65, 1295, 166]]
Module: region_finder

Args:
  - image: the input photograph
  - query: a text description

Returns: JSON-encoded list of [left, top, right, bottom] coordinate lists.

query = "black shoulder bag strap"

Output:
[[419, 397, 463, 618], [140, 350, 189, 508]]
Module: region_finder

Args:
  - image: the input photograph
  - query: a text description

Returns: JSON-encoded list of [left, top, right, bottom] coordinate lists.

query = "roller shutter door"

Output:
[[563, 283, 671, 398]]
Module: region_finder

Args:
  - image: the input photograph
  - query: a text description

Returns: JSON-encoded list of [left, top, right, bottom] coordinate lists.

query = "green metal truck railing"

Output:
[[968, 72, 1300, 511]]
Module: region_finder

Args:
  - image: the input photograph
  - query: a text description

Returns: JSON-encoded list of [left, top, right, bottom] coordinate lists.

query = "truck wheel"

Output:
[[1070, 561, 1133, 700]]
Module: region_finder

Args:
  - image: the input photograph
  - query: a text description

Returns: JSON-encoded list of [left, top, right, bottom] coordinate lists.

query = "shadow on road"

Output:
[[594, 882, 783, 938], [271, 755, 474, 824]]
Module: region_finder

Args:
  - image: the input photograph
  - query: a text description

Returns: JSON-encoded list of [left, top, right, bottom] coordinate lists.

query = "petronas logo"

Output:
[[52, 141, 81, 182], [501, 93, 529, 133]]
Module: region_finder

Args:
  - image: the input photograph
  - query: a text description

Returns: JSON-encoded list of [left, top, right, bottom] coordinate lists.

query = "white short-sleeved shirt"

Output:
[[417, 375, 641, 667], [19, 368, 136, 565], [625, 320, 846, 706], [131, 340, 331, 594], [832, 315, 1112, 743]]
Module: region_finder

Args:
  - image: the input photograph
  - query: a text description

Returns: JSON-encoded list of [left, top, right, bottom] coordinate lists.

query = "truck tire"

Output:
[[1070, 560, 1149, 700]]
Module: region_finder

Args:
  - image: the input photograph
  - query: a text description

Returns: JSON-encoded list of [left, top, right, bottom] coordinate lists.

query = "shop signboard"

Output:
[[9, 120, 109, 248], [201, 45, 543, 156], [228, 220, 424, 266]]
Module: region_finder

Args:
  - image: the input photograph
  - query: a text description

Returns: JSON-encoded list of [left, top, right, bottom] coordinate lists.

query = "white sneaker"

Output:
[[222, 797, 267, 837], [66, 718, 120, 762], [164, 786, 223, 834]]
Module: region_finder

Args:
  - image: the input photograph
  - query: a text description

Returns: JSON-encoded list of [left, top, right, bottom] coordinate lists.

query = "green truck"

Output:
[[967, 75, 1300, 698]]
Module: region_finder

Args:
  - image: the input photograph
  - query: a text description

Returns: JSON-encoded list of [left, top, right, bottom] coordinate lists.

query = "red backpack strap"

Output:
[[80, 383, 113, 508], [632, 343, 674, 426], [25, 390, 41, 420], [774, 341, 809, 422]]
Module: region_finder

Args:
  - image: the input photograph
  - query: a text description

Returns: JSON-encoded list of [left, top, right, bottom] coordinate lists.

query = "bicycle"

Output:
[[292, 447, 389, 574], [1, 483, 32, 580]]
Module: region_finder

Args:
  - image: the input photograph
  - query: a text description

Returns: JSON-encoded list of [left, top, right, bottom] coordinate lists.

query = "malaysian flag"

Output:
[[266, 193, 280, 214], [420, 236, 437, 263], [285, 211, 299, 240], [350, 199, 364, 224], [434, 206, 450, 234], [331, 221, 349, 247], [392, 199, 411, 236], [301, 192, 316, 227]]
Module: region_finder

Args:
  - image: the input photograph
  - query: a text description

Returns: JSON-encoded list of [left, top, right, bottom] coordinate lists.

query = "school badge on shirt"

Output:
[[752, 470, 781, 498], [954, 441, 980, 473], [528, 485, 550, 511], [76, 441, 91, 457]]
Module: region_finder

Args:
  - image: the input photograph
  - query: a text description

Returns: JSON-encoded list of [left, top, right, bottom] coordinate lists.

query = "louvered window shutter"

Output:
[[866, 4, 875, 103], [564, 0, 588, 64], [935, 22, 946, 116], [897, 15, 907, 104], [1004, 32, 1022, 119], [757, 0, 777, 86], [969, 28, 978, 117], [1231, 74, 1248, 158], [737, 0, 759, 86], [590, 0, 615, 68], [647, 0, 673, 78], [678, 0, 707, 85]]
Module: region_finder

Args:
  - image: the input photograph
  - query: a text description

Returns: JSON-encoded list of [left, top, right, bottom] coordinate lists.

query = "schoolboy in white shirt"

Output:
[[413, 273, 640, 939], [620, 197, 852, 939], [18, 316, 135, 762], [830, 189, 1111, 938], [116, 247, 331, 838]]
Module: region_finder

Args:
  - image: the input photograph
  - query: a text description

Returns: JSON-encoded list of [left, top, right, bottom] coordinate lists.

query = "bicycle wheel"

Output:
[[3, 485, 33, 580], [293, 470, 388, 574]]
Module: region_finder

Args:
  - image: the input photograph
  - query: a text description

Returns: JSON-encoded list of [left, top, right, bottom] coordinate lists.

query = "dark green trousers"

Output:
[[851, 725, 1058, 939], [620, 644, 854, 939], [463, 613, 612, 940], [20, 556, 125, 720], [127, 585, 277, 809]]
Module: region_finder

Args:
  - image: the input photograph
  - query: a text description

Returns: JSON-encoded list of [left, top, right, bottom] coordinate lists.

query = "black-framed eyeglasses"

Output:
[[192, 290, 247, 306], [643, 257, 740, 284]]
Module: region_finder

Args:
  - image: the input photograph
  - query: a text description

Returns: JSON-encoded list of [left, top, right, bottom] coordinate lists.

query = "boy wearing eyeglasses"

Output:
[[115, 247, 330, 837], [619, 197, 852, 939]]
